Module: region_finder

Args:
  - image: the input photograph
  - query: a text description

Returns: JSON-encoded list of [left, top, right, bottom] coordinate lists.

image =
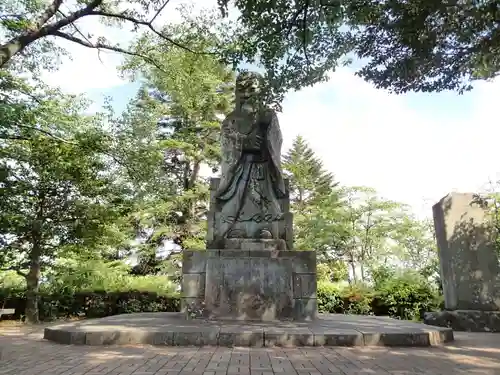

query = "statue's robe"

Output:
[[215, 107, 286, 240]]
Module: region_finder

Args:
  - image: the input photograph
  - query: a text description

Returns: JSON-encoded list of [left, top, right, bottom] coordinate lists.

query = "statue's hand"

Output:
[[243, 131, 263, 150], [254, 133, 263, 149]]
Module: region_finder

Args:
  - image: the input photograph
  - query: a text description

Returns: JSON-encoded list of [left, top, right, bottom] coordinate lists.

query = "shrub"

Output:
[[1, 262, 180, 321], [316, 264, 332, 282], [341, 283, 374, 315], [317, 281, 343, 313], [317, 272, 441, 320], [0, 289, 181, 321], [373, 270, 441, 320]]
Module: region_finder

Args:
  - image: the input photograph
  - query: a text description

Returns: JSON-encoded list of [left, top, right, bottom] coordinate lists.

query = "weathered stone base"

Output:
[[44, 312, 453, 347], [424, 310, 500, 332], [182, 248, 317, 321]]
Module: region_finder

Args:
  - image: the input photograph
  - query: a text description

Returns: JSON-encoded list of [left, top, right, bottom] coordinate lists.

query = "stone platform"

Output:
[[44, 312, 453, 347], [424, 310, 500, 332]]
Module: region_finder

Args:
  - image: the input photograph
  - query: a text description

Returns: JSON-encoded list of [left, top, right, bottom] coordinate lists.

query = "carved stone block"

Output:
[[182, 251, 207, 274], [206, 177, 294, 250], [182, 274, 205, 298], [201, 249, 316, 321], [293, 273, 317, 299]]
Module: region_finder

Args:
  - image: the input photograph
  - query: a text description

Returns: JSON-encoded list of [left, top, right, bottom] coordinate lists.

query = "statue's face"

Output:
[[236, 72, 262, 103]]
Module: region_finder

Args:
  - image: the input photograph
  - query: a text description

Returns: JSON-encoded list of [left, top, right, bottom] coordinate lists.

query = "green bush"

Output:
[[0, 261, 181, 321], [372, 271, 441, 320], [341, 283, 374, 315], [317, 271, 441, 320], [317, 281, 343, 312], [318, 282, 375, 315], [316, 264, 333, 283], [42, 260, 178, 296], [0, 289, 181, 321]]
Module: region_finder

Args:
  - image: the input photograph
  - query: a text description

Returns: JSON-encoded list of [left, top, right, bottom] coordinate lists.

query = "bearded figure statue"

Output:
[[208, 71, 292, 250]]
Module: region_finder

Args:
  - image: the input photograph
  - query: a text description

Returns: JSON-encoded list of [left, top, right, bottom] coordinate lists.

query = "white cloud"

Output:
[[279, 68, 500, 218]]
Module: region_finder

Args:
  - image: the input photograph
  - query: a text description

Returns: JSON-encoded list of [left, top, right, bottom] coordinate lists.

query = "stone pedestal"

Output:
[[181, 244, 317, 321], [426, 193, 500, 332]]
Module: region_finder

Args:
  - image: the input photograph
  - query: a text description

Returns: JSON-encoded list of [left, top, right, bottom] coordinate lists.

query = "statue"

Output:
[[209, 71, 292, 249]]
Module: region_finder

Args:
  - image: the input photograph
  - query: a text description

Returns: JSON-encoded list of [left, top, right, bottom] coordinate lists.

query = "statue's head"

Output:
[[235, 71, 263, 107]]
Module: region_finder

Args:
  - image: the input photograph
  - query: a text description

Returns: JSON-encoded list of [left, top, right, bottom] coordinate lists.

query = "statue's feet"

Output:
[[258, 229, 273, 239], [227, 229, 246, 238]]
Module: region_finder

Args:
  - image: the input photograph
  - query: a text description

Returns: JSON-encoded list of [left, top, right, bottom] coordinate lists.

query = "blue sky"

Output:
[[38, 0, 500, 219]]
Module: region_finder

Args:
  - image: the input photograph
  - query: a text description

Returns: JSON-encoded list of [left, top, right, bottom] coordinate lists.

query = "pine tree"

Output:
[[282, 135, 337, 210], [282, 135, 342, 251]]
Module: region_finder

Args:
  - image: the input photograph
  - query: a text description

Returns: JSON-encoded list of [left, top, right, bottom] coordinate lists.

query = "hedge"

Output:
[[1, 280, 441, 322], [0, 290, 180, 321], [317, 280, 443, 321]]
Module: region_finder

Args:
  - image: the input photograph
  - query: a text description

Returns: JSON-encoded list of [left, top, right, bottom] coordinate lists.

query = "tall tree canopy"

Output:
[[219, 0, 500, 95], [282, 136, 341, 251], [4, 0, 495, 103]]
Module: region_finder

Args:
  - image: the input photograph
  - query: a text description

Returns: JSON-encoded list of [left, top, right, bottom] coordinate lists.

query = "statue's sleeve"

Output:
[[265, 110, 286, 196], [218, 116, 245, 195]]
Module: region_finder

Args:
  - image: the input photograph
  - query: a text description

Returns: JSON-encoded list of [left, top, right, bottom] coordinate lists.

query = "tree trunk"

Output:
[[25, 254, 41, 324], [349, 257, 357, 284], [25, 188, 44, 324]]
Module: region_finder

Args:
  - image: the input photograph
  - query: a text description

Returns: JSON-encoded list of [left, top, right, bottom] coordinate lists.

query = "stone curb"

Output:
[[44, 326, 453, 347]]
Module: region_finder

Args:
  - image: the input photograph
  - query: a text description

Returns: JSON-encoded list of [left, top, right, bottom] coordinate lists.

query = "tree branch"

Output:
[[88, 10, 211, 55], [16, 123, 77, 143], [56, 9, 106, 64], [150, 0, 171, 24], [302, 0, 311, 68], [0, 134, 29, 141], [0, 0, 103, 68], [40, 0, 103, 36], [51, 31, 167, 73], [0, 266, 27, 278], [34, 0, 64, 30]]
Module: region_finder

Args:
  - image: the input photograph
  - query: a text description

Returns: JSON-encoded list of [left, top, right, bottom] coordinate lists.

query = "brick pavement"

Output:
[[1, 325, 500, 375]]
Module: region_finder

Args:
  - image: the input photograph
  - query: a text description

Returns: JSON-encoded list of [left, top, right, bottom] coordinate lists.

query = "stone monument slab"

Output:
[[425, 192, 500, 332]]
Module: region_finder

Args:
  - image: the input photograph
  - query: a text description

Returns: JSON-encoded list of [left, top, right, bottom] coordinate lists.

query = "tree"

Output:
[[281, 135, 342, 252], [347, 0, 500, 94], [0, 0, 219, 72], [0, 87, 124, 322], [0, 70, 83, 142], [218, 0, 499, 96], [306, 186, 405, 282], [390, 216, 439, 278], [341, 187, 406, 282], [6, 1, 495, 106], [282, 135, 336, 210], [109, 16, 234, 273]]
